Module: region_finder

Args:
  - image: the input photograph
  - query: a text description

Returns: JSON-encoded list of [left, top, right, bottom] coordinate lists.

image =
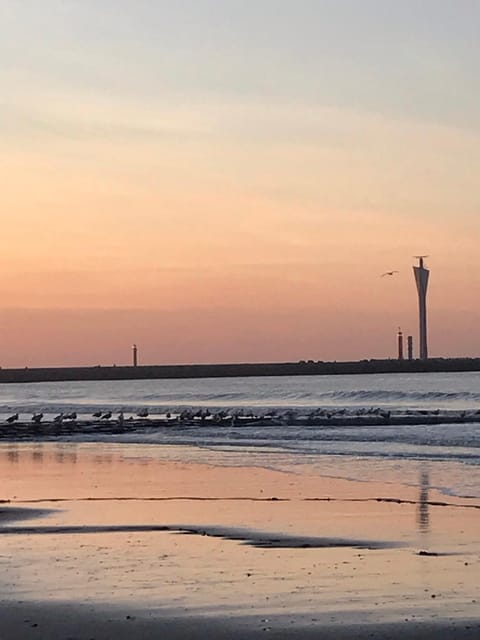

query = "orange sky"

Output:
[[1, 2, 480, 366]]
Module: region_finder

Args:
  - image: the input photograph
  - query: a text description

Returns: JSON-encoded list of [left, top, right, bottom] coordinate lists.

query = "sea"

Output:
[[1, 371, 479, 501]]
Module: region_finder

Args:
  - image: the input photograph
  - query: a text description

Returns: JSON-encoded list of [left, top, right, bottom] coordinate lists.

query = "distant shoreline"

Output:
[[1, 357, 480, 384]]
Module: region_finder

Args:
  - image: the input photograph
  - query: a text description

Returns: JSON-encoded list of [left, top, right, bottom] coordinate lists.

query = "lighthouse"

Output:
[[397, 328, 404, 360]]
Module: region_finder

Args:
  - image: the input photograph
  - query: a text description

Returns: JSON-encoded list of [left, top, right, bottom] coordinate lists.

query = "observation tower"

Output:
[[413, 256, 430, 360]]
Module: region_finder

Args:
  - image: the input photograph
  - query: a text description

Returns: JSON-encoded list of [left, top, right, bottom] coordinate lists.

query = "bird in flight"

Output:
[[381, 270, 399, 277]]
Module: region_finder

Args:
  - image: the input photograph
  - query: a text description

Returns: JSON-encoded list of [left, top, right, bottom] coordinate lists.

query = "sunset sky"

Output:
[[1, 0, 480, 366]]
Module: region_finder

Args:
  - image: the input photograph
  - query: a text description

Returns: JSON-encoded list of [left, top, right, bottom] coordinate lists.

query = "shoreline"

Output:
[[2, 439, 479, 505], [2, 439, 478, 501]]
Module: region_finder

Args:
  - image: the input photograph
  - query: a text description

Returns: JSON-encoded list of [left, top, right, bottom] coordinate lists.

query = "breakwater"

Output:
[[1, 358, 480, 384]]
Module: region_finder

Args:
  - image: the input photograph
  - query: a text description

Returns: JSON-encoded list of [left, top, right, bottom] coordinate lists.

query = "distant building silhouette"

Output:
[[413, 256, 430, 360], [407, 335, 414, 360], [397, 328, 404, 360], [132, 344, 138, 367]]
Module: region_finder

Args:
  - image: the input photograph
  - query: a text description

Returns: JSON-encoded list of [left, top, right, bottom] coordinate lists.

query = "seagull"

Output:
[[381, 271, 399, 277], [32, 413, 43, 424], [100, 411, 112, 420], [6, 413, 19, 424], [53, 413, 64, 424], [92, 411, 102, 418]]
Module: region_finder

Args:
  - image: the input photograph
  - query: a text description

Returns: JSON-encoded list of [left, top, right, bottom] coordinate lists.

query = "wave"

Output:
[[2, 389, 480, 415], [135, 389, 480, 403], [330, 389, 480, 402]]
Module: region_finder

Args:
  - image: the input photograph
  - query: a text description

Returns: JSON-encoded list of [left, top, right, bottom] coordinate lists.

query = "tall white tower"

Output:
[[413, 256, 430, 360]]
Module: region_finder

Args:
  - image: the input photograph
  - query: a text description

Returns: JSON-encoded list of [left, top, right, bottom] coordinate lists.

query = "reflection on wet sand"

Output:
[[92, 453, 114, 465], [2, 444, 81, 467], [31, 444, 44, 464], [6, 444, 19, 463], [417, 468, 430, 534], [54, 444, 78, 465]]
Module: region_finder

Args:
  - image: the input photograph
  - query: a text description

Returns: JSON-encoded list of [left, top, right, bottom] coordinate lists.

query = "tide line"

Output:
[[1, 496, 479, 509]]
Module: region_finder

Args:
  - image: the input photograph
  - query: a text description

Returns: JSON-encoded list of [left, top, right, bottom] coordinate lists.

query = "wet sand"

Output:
[[0, 442, 479, 638], [1, 600, 479, 640]]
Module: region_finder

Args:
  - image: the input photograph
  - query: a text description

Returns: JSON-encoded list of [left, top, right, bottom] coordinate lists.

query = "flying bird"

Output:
[[381, 270, 399, 277]]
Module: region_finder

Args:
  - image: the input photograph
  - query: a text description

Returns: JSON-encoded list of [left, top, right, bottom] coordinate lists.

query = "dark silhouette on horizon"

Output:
[[2, 356, 480, 385]]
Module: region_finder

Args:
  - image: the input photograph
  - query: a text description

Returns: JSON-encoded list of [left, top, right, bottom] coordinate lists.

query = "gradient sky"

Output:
[[1, 0, 480, 366]]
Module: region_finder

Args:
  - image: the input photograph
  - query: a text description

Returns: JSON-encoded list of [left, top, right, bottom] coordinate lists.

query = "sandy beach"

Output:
[[0, 442, 479, 639]]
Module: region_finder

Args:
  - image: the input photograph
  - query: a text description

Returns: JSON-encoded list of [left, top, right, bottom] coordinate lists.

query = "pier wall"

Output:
[[1, 358, 480, 384]]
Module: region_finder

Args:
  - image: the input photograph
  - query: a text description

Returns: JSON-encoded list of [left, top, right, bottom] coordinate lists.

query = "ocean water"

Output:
[[1, 372, 479, 499]]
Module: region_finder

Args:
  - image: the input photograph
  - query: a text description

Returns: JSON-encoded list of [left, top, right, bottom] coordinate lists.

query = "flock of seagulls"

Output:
[[4, 406, 477, 427], [3, 406, 458, 425], [4, 409, 153, 425], [4, 407, 390, 426]]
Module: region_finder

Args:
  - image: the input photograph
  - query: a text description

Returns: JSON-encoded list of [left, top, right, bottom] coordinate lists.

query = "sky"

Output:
[[1, 0, 480, 366]]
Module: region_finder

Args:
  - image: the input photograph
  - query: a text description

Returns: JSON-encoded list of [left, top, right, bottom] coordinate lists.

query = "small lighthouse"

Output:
[[132, 344, 138, 367], [397, 328, 404, 360]]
